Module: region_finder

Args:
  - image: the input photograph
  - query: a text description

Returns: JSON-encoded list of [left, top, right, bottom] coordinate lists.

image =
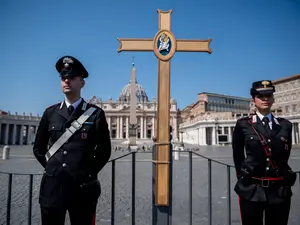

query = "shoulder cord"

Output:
[[247, 119, 278, 172]]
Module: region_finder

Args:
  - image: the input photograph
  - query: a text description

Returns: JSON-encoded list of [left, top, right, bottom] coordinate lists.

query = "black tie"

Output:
[[68, 105, 74, 116], [262, 117, 272, 136]]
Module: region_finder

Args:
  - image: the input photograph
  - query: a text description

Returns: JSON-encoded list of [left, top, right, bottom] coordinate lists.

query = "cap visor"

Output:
[[257, 90, 274, 95]]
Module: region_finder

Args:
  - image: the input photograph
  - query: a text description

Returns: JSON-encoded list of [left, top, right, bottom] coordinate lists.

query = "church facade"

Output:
[[86, 63, 179, 142]]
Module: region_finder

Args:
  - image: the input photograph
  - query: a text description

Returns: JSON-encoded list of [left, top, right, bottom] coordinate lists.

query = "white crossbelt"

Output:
[[45, 106, 97, 161]]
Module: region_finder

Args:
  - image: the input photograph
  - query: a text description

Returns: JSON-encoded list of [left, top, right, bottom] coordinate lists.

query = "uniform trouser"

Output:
[[40, 201, 97, 225], [239, 197, 291, 225]]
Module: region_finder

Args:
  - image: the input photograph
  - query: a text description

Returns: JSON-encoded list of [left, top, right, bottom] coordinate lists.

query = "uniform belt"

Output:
[[251, 177, 284, 188]]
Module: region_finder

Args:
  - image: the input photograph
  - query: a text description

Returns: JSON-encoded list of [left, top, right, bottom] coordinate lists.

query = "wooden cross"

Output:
[[117, 9, 212, 206]]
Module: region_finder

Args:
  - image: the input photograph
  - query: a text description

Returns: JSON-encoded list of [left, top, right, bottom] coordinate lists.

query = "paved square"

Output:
[[0, 143, 299, 225]]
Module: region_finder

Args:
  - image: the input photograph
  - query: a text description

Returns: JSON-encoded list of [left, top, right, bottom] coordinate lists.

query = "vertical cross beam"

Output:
[[117, 9, 212, 206]]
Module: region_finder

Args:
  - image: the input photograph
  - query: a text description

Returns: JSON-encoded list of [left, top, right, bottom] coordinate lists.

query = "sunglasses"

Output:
[[60, 76, 80, 81], [256, 94, 273, 98]]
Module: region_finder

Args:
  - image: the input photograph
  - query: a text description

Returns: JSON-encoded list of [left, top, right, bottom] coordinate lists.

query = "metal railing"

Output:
[[1, 150, 300, 225]]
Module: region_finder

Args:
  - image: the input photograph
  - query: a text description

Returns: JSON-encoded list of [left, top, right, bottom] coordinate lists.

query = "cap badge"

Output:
[[62, 57, 74, 68], [261, 80, 270, 88]]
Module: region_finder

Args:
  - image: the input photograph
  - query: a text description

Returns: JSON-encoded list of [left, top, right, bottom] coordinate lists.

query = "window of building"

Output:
[[285, 106, 289, 113], [292, 105, 297, 112]]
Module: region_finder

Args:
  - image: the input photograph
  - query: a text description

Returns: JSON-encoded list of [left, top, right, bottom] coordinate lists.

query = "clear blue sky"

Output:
[[1, 0, 299, 115]]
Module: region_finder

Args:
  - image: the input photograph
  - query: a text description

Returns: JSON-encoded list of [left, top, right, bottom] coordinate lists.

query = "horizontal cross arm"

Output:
[[176, 39, 212, 53], [117, 38, 154, 52]]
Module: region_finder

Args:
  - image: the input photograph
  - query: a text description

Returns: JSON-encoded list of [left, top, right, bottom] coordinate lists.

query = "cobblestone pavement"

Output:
[[0, 143, 300, 225]]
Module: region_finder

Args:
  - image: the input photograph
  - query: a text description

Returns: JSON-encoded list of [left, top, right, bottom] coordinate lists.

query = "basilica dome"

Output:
[[119, 81, 149, 102]]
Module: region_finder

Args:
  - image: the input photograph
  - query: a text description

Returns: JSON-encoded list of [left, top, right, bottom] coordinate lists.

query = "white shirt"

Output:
[[256, 111, 272, 130], [64, 97, 82, 110]]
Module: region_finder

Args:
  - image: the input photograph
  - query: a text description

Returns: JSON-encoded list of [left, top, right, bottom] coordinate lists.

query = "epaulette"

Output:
[[47, 102, 61, 109], [88, 102, 102, 110], [275, 117, 284, 121], [237, 116, 250, 121]]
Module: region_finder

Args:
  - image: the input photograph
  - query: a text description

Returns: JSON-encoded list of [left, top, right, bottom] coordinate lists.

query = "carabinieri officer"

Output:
[[33, 55, 111, 225], [232, 80, 296, 225]]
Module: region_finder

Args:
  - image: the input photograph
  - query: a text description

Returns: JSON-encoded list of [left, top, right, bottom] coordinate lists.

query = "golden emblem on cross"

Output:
[[117, 9, 212, 206], [261, 80, 270, 88]]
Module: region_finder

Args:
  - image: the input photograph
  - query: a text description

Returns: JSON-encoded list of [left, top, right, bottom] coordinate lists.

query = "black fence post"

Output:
[[28, 174, 33, 225], [6, 173, 12, 225]]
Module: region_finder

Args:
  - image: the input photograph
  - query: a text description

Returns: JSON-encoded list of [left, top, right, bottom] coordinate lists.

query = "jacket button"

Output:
[[266, 158, 269, 161], [62, 163, 67, 168], [63, 151, 68, 155], [268, 139, 271, 142]]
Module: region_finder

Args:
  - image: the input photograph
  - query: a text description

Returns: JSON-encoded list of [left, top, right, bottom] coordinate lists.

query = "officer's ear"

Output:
[[80, 77, 85, 88]]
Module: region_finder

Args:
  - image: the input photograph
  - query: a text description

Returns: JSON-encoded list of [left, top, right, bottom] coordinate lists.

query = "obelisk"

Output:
[[129, 57, 137, 147]]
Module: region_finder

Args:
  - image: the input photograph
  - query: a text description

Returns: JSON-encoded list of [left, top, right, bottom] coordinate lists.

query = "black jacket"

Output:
[[33, 99, 111, 208], [232, 113, 294, 203]]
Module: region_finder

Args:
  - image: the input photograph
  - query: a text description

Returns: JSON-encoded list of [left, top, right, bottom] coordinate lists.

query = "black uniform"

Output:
[[33, 56, 111, 225], [232, 80, 296, 225]]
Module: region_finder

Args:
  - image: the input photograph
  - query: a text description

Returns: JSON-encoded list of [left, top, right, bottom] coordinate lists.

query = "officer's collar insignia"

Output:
[[82, 102, 87, 111], [274, 117, 280, 125], [261, 80, 270, 88], [63, 57, 74, 68], [252, 115, 257, 123]]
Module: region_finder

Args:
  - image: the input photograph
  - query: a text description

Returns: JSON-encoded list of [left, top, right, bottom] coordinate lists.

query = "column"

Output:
[[173, 116, 178, 141], [126, 117, 129, 138], [116, 117, 119, 139], [32, 126, 37, 143], [19, 125, 23, 145], [140, 116, 144, 139], [4, 124, 9, 145], [295, 122, 299, 144], [196, 128, 200, 145], [151, 117, 155, 138], [27, 125, 31, 145], [202, 127, 207, 145], [12, 124, 17, 144], [120, 117, 123, 139], [228, 126, 232, 143], [212, 127, 216, 145], [222, 127, 225, 134], [292, 124, 295, 145], [107, 117, 111, 135], [143, 117, 147, 139]]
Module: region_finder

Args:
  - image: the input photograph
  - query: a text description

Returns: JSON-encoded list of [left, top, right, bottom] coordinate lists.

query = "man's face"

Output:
[[252, 93, 274, 111], [60, 76, 85, 94]]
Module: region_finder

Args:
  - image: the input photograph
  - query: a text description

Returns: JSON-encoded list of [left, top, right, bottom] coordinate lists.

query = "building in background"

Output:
[[271, 74, 300, 116], [179, 92, 251, 124], [87, 62, 178, 141], [179, 74, 300, 146]]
